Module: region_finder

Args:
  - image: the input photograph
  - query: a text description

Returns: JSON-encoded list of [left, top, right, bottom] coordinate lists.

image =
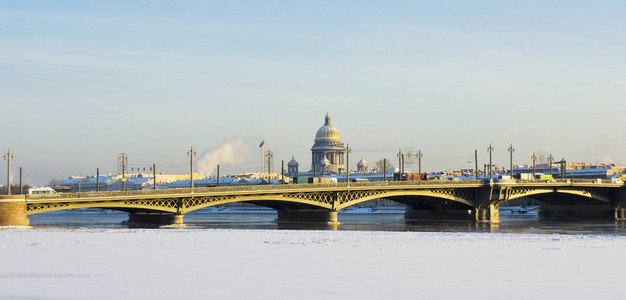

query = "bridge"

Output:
[[1, 179, 625, 227]]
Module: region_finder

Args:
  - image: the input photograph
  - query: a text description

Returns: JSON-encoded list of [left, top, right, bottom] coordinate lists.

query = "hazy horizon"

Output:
[[2, 1, 625, 186]]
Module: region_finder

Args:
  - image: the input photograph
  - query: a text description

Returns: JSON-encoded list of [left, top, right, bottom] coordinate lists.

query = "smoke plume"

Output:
[[197, 137, 258, 176], [585, 147, 615, 164]]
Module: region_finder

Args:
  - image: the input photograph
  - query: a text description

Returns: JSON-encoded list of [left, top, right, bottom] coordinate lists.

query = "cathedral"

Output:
[[311, 113, 346, 174]]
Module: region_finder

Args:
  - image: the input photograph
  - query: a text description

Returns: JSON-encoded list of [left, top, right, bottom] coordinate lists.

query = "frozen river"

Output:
[[2, 209, 626, 299]]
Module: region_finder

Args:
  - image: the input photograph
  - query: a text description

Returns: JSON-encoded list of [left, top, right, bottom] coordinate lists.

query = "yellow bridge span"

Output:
[[1, 179, 625, 226]]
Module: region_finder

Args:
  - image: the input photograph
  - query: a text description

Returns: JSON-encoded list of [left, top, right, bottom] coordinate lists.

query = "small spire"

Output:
[[324, 112, 331, 125]]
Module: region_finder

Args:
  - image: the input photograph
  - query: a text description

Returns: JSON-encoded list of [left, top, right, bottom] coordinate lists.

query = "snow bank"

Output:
[[1, 229, 625, 299]]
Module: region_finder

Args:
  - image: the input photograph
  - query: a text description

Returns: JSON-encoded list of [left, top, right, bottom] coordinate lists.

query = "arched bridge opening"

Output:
[[180, 193, 334, 214], [390, 195, 474, 220], [26, 198, 181, 216], [334, 189, 476, 221], [503, 188, 615, 219]]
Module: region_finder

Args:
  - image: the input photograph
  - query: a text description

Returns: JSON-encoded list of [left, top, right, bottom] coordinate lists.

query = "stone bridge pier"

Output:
[[127, 212, 185, 227], [0, 195, 30, 226], [614, 187, 626, 221], [475, 204, 500, 223], [474, 186, 502, 224], [276, 209, 339, 224]]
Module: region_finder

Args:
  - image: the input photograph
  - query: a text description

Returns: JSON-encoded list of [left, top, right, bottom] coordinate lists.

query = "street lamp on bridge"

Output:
[[187, 146, 196, 191], [118, 153, 128, 191], [487, 144, 494, 179], [418, 150, 423, 174], [397, 149, 405, 178], [259, 140, 265, 174], [531, 153, 537, 178], [507, 144, 515, 177], [345, 143, 352, 184], [548, 154, 554, 177], [3, 149, 14, 195], [265, 150, 273, 180]]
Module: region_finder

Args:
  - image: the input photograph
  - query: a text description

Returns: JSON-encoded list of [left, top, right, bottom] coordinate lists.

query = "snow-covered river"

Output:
[[2, 210, 626, 299]]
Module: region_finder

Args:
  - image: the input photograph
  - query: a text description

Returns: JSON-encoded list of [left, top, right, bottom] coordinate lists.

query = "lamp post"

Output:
[[265, 150, 273, 178], [187, 146, 196, 191], [397, 149, 404, 180], [345, 144, 351, 184], [507, 144, 515, 177], [487, 144, 494, 179], [19, 167, 23, 194], [532, 153, 537, 178], [153, 163, 157, 190], [259, 140, 265, 174], [548, 154, 554, 177], [557, 158, 567, 179], [418, 150, 423, 175], [216, 164, 220, 186], [383, 158, 387, 181], [4, 149, 14, 195], [281, 160, 285, 184], [119, 153, 127, 191], [474, 150, 479, 179]]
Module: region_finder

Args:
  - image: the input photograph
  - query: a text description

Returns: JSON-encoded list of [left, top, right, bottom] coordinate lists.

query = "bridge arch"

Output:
[[180, 192, 334, 214], [26, 198, 181, 215], [505, 187, 612, 205], [337, 189, 475, 211]]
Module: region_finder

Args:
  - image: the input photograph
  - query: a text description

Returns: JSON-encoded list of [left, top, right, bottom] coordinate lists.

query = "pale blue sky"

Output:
[[1, 1, 625, 185]]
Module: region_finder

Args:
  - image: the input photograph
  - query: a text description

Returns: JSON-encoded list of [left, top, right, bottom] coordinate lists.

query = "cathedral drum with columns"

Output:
[[311, 114, 345, 174]]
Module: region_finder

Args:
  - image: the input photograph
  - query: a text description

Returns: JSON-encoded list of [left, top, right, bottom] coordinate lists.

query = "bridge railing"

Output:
[[25, 178, 620, 201], [513, 178, 609, 184], [26, 180, 486, 200]]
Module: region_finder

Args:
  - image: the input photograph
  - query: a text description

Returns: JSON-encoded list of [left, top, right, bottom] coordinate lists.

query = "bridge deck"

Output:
[[11, 179, 622, 225], [26, 179, 621, 202]]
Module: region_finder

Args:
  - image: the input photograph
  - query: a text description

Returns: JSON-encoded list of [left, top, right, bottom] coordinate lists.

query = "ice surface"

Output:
[[1, 229, 625, 299]]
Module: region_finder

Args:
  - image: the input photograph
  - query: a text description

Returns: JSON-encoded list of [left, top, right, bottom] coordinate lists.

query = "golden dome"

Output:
[[315, 114, 341, 142]]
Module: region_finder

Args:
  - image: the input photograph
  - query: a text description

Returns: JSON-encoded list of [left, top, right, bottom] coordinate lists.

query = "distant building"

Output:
[[357, 156, 368, 173], [59, 172, 206, 192], [60, 175, 114, 192], [287, 156, 299, 177], [311, 113, 345, 174], [512, 162, 625, 179]]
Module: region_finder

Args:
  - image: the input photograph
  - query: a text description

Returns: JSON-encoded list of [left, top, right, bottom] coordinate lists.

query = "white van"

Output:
[[27, 187, 58, 195]]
